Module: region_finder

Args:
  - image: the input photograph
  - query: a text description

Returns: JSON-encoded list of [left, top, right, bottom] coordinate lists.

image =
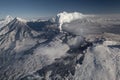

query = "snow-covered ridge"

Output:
[[56, 11, 93, 31], [15, 17, 27, 23]]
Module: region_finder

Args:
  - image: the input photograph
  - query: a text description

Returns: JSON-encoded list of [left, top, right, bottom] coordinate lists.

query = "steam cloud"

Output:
[[56, 11, 86, 31]]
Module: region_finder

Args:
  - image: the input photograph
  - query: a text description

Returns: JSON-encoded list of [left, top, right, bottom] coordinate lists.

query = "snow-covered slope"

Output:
[[21, 40, 120, 80], [0, 17, 61, 80], [74, 41, 120, 80]]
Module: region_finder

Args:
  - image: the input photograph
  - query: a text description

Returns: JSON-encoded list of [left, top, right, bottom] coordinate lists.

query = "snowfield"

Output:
[[0, 12, 120, 80], [74, 41, 120, 80]]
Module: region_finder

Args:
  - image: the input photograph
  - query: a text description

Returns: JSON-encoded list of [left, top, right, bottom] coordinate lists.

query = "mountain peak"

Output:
[[6, 15, 12, 18], [5, 15, 13, 22], [0, 15, 13, 28], [6, 15, 13, 19]]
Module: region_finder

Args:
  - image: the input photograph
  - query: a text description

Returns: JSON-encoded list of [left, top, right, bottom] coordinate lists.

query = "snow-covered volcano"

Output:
[[0, 12, 120, 80]]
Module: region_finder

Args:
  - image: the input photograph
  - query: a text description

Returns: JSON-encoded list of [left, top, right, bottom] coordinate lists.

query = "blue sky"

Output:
[[0, 0, 120, 18]]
